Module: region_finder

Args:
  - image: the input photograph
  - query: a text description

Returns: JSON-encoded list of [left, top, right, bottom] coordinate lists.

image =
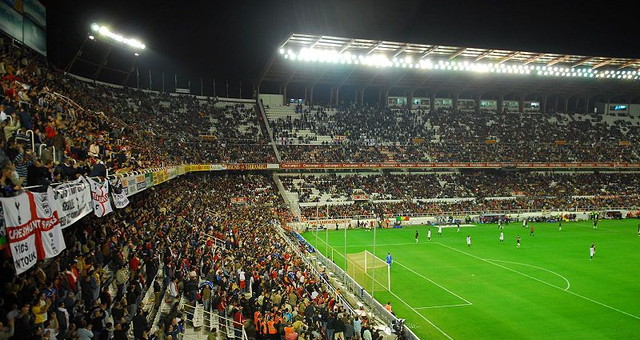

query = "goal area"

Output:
[[346, 250, 391, 293]]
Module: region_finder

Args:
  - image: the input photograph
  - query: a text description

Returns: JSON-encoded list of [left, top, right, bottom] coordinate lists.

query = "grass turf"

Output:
[[301, 219, 640, 339]]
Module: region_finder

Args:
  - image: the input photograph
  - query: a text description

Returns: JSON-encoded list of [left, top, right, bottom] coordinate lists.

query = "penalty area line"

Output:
[[436, 242, 640, 321], [415, 303, 471, 310], [387, 289, 455, 340], [395, 260, 472, 305]]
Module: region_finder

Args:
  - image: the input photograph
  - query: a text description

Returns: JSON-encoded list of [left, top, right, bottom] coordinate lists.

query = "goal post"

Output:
[[346, 250, 391, 293]]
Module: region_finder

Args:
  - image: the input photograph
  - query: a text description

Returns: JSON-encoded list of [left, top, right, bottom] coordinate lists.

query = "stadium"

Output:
[[0, 1, 639, 340]]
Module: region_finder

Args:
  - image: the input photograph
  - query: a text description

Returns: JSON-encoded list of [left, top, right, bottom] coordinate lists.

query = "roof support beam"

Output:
[[572, 56, 595, 67], [308, 68, 329, 89], [592, 59, 614, 69], [392, 43, 410, 58], [258, 34, 292, 90], [336, 67, 358, 89], [497, 51, 520, 64], [363, 68, 386, 89], [475, 49, 494, 61], [546, 55, 571, 66], [522, 53, 544, 65], [617, 59, 640, 70], [339, 39, 355, 53], [283, 67, 298, 87], [309, 36, 324, 49], [366, 41, 383, 55], [387, 69, 411, 90], [420, 45, 439, 59], [448, 47, 467, 60]]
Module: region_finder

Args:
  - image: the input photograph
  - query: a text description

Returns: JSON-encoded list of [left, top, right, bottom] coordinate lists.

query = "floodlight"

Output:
[[134, 52, 139, 56], [88, 35, 95, 40], [90, 24, 146, 50]]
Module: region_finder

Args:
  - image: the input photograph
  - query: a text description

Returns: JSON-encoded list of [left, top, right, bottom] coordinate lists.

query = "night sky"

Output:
[[43, 0, 640, 97]]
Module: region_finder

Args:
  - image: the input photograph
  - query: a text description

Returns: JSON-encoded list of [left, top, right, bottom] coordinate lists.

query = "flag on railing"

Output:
[[0, 187, 66, 274], [87, 177, 113, 217], [110, 178, 130, 209]]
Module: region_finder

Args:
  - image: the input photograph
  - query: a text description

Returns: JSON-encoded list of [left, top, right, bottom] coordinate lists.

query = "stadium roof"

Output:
[[259, 33, 640, 100]]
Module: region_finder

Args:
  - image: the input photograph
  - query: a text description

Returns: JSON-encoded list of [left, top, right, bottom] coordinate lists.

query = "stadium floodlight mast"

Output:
[[279, 48, 640, 81], [66, 23, 147, 86], [90, 23, 146, 50]]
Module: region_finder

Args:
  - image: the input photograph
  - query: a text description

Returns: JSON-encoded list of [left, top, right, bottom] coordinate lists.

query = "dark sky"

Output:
[[42, 0, 640, 95]]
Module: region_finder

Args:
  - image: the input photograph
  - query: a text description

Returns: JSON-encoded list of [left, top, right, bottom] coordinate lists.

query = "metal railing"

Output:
[[25, 129, 35, 153], [291, 230, 419, 340], [182, 302, 248, 340], [300, 206, 640, 221]]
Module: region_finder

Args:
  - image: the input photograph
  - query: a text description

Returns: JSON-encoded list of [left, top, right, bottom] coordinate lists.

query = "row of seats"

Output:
[[266, 104, 640, 163]]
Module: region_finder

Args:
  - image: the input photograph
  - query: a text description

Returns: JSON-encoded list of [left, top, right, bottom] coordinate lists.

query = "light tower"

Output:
[[65, 23, 146, 86]]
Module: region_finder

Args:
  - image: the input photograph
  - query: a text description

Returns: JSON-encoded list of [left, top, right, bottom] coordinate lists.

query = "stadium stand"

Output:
[[280, 172, 640, 219], [3, 28, 640, 340], [268, 104, 640, 163]]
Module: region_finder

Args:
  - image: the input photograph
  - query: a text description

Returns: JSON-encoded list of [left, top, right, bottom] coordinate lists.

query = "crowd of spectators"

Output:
[[299, 195, 640, 219], [0, 172, 389, 340], [4, 30, 640, 340], [282, 171, 640, 219], [270, 104, 640, 163], [0, 34, 275, 193]]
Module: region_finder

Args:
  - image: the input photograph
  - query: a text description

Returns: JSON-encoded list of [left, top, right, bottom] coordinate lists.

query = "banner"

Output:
[[0, 206, 6, 250], [278, 162, 640, 170], [22, 17, 46, 56], [351, 194, 370, 201], [110, 178, 130, 209], [0, 2, 23, 41], [152, 169, 168, 185], [87, 177, 113, 217], [145, 172, 153, 188], [224, 163, 268, 170], [53, 177, 92, 229], [135, 174, 147, 192], [23, 0, 44, 27], [230, 197, 247, 204], [0, 187, 65, 275]]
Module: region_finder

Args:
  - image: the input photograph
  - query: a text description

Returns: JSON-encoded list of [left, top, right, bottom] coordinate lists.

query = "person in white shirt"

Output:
[[362, 327, 373, 340], [0, 104, 7, 123], [168, 278, 179, 302]]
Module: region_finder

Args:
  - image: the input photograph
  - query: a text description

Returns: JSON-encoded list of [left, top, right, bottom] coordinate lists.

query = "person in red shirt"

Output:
[[233, 306, 245, 339]]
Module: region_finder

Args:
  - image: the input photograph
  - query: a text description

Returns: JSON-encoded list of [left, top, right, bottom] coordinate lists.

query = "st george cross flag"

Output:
[[86, 177, 114, 217], [0, 187, 66, 275], [110, 178, 130, 209]]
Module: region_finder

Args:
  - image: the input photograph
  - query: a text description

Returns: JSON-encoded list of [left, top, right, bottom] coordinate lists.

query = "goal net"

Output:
[[346, 250, 390, 293]]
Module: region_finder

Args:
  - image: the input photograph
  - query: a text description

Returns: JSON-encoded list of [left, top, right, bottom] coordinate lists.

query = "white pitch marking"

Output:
[[485, 258, 571, 291], [437, 242, 640, 321], [387, 289, 455, 340], [395, 260, 473, 305], [415, 303, 472, 310]]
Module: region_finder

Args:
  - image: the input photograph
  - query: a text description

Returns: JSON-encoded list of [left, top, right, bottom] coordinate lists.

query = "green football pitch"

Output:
[[301, 219, 640, 339]]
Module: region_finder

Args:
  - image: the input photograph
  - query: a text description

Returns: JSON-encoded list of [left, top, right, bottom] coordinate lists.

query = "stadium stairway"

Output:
[[258, 98, 282, 162], [273, 173, 302, 219]]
